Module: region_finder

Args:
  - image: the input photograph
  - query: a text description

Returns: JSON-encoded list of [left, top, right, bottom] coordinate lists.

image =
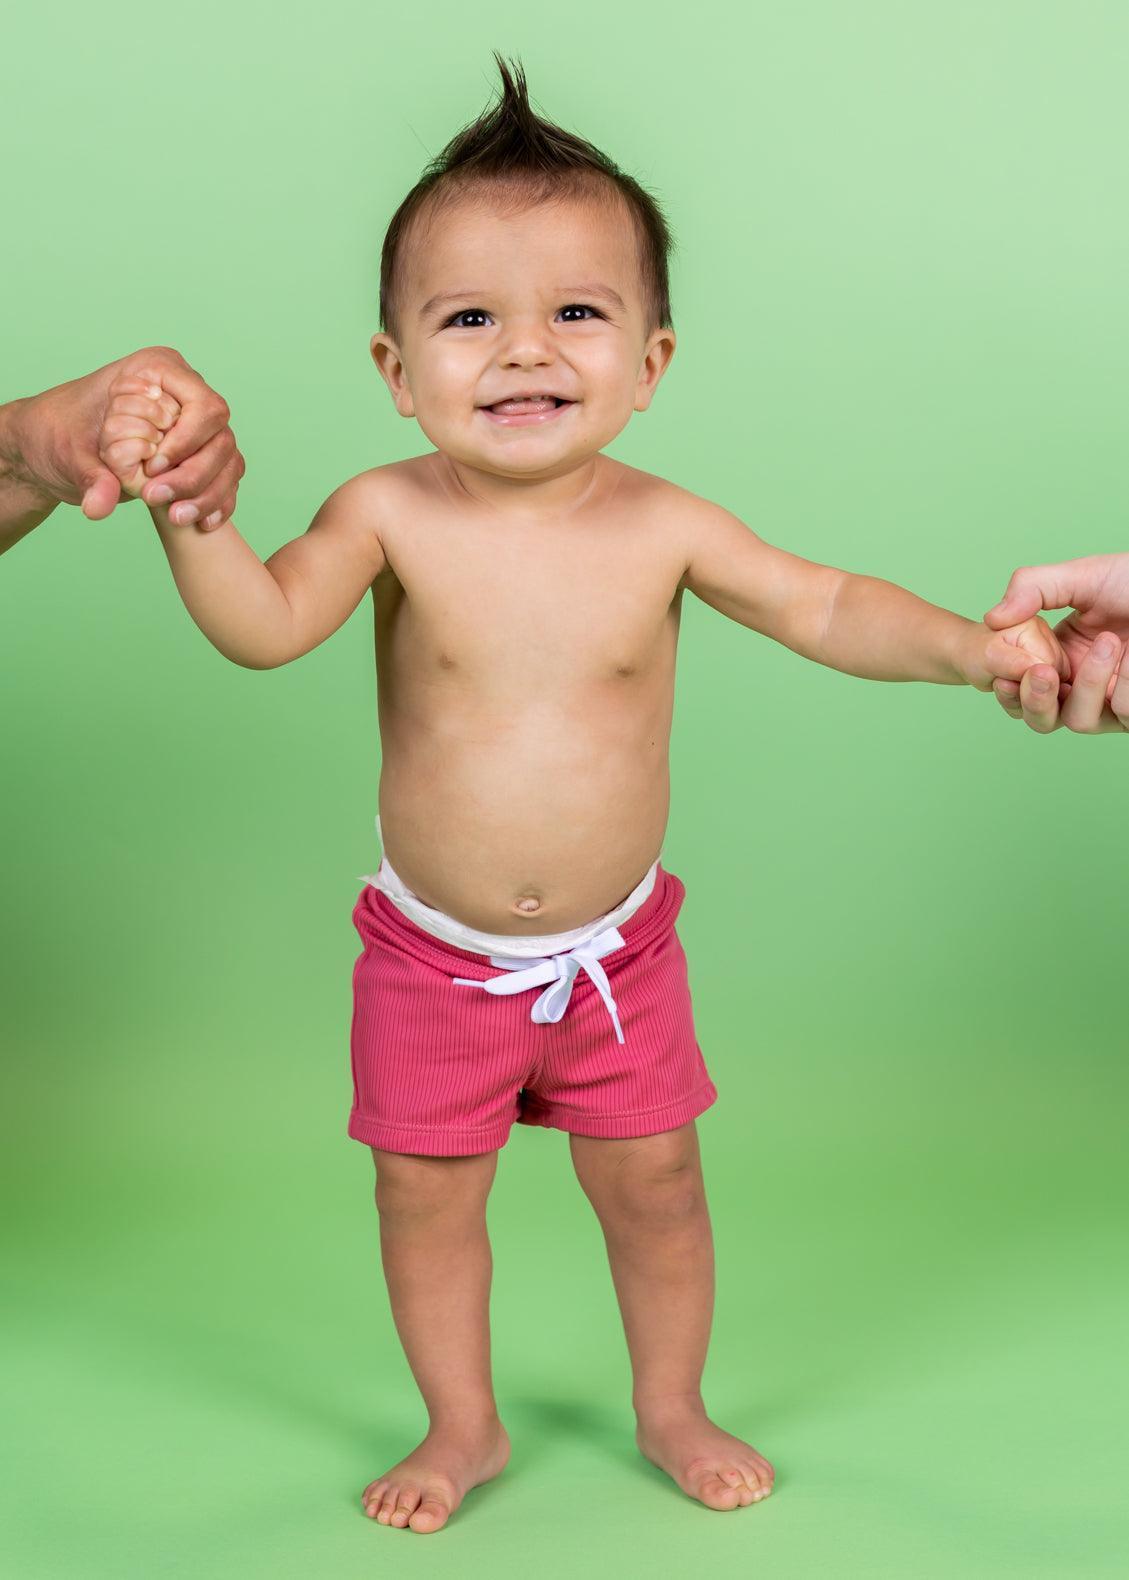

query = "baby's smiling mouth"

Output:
[[477, 396, 578, 425], [478, 396, 576, 414]]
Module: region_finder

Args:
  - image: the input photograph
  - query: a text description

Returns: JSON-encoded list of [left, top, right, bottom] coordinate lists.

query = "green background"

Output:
[[3, 3, 1127, 1575]]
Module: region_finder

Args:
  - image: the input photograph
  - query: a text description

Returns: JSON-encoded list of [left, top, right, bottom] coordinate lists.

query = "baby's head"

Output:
[[371, 54, 677, 483]]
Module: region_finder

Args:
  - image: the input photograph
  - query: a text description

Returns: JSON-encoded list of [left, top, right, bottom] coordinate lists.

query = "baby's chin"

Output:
[[423, 426, 604, 475], [454, 445, 601, 480]]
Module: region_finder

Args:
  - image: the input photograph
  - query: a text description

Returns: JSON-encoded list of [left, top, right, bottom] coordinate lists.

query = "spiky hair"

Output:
[[378, 53, 675, 344]]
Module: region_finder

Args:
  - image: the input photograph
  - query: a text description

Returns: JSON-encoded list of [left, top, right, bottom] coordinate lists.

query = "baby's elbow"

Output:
[[237, 649, 293, 671], [211, 638, 293, 671]]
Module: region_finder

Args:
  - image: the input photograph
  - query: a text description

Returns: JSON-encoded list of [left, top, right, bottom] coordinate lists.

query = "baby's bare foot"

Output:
[[361, 1417, 511, 1534], [636, 1404, 775, 1510]]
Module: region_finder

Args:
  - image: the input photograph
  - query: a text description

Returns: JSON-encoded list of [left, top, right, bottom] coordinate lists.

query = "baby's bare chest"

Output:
[[373, 510, 689, 691]]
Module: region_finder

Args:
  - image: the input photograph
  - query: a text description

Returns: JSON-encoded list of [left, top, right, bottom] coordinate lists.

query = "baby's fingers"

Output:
[[985, 634, 1046, 684], [108, 392, 182, 432], [99, 434, 159, 495], [100, 411, 166, 451], [108, 374, 181, 432]]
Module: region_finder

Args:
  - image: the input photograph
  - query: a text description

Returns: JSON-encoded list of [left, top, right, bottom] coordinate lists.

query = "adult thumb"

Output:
[[984, 566, 1054, 629], [80, 466, 124, 521]]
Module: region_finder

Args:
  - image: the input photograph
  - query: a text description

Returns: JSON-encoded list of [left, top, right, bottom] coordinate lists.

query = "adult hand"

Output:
[[2, 345, 243, 528], [983, 555, 1129, 734]]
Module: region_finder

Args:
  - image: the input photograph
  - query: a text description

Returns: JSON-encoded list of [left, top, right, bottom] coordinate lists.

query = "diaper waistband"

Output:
[[358, 812, 660, 960]]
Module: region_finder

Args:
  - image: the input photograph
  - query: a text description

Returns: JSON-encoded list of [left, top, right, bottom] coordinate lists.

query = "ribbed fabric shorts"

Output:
[[347, 862, 717, 1156]]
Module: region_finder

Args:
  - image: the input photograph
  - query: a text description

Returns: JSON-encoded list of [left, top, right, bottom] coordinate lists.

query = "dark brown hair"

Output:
[[378, 53, 676, 345]]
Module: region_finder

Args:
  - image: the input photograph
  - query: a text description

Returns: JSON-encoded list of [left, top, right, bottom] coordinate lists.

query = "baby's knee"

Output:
[[371, 1146, 496, 1220], [601, 1142, 703, 1229]]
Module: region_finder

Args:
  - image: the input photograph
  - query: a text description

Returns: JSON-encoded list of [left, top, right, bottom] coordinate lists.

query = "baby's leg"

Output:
[[360, 1147, 510, 1535], [570, 1121, 775, 1510]]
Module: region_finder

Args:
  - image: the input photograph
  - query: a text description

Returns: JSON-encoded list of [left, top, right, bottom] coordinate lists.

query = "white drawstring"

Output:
[[451, 924, 627, 1043]]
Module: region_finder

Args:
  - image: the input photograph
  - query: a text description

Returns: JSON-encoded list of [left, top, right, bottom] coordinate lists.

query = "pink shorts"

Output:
[[347, 862, 717, 1156]]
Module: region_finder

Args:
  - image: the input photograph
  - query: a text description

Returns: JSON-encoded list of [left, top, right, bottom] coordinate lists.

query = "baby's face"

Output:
[[371, 195, 675, 482]]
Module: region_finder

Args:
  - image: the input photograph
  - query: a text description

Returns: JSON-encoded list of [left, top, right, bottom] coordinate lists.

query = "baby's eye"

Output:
[[442, 304, 605, 329]]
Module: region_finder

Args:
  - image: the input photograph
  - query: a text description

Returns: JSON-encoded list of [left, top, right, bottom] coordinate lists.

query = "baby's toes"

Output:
[[751, 1452, 775, 1485], [742, 1460, 771, 1499], [409, 1491, 452, 1533], [389, 1484, 421, 1527], [696, 1468, 741, 1510], [375, 1485, 403, 1525], [361, 1479, 388, 1518]]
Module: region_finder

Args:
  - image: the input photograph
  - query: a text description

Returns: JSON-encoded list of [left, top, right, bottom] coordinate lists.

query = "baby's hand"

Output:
[[97, 373, 182, 501], [960, 614, 1070, 694]]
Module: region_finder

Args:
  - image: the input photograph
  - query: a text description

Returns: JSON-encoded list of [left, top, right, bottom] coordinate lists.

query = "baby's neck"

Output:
[[429, 449, 614, 519]]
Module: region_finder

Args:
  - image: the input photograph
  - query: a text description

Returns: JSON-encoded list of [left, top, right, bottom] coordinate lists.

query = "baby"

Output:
[[98, 56, 1066, 1535]]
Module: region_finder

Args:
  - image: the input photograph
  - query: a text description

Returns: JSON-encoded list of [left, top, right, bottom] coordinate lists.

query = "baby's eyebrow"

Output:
[[419, 283, 627, 319]]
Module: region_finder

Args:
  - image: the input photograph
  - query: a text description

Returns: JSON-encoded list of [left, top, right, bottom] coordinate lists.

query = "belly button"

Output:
[[513, 896, 542, 914]]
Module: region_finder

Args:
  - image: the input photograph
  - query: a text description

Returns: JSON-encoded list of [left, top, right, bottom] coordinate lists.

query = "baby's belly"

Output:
[[375, 704, 672, 934]]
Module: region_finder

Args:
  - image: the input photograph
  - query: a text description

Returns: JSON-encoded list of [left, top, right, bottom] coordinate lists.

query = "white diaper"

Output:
[[357, 812, 660, 961]]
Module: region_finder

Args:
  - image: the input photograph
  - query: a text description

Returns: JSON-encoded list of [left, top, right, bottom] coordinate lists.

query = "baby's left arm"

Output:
[[682, 499, 1068, 690]]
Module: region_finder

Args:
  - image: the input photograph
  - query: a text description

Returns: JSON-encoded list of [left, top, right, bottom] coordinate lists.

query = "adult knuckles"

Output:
[[129, 344, 182, 365]]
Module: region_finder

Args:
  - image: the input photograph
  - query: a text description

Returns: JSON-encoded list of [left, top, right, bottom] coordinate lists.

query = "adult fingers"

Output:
[[984, 561, 1102, 629], [1059, 633, 1127, 733], [174, 454, 243, 530], [140, 427, 239, 519], [992, 678, 1024, 720], [1109, 648, 1129, 731], [151, 451, 243, 529], [1015, 665, 1063, 733]]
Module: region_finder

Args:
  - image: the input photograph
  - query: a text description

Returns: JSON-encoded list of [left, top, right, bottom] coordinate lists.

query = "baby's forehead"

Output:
[[406, 199, 642, 309]]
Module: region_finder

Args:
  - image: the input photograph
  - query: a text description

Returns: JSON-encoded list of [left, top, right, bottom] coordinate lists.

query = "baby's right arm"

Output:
[[99, 377, 386, 668]]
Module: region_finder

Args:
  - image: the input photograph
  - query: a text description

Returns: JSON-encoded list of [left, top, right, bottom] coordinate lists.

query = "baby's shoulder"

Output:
[[332, 456, 440, 518], [315, 460, 419, 534], [612, 464, 741, 573], [614, 460, 729, 521]]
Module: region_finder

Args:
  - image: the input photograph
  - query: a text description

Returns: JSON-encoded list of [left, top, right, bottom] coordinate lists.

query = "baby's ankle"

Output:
[[426, 1405, 505, 1436], [633, 1390, 707, 1422]]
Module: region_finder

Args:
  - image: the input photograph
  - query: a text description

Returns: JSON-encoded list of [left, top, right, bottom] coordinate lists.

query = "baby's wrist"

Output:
[[950, 617, 985, 687]]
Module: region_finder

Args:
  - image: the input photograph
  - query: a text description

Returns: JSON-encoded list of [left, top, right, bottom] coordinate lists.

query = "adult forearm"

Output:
[[819, 572, 974, 684], [0, 399, 60, 554], [149, 506, 295, 669]]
